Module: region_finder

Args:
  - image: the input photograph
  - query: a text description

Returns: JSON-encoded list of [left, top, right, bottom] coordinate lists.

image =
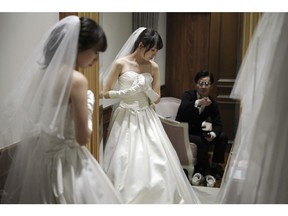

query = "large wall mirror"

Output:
[[0, 13, 261, 194]]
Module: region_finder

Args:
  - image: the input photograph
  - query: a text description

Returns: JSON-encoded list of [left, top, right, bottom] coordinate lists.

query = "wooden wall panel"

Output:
[[209, 13, 242, 142], [59, 12, 78, 20], [166, 13, 210, 99]]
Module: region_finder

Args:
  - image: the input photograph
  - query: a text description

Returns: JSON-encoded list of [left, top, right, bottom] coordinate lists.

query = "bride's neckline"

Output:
[[120, 71, 151, 76]]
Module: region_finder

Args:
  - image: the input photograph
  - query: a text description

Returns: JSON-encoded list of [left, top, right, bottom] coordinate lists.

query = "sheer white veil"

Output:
[[0, 16, 80, 202], [0, 16, 80, 150], [217, 13, 288, 203]]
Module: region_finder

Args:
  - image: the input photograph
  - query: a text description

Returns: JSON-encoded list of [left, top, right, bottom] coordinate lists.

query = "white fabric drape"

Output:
[[217, 12, 288, 203]]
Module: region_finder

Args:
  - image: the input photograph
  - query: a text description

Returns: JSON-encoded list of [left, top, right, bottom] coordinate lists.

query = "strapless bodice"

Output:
[[118, 71, 153, 110]]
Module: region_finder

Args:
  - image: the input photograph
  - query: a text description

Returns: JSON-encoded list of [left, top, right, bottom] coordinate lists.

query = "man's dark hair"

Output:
[[194, 70, 214, 84]]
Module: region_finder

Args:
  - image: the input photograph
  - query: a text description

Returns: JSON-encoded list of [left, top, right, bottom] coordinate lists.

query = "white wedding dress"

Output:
[[2, 104, 122, 204], [103, 71, 199, 204]]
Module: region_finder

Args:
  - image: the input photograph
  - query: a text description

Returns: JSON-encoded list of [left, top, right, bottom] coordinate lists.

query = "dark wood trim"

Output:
[[59, 12, 78, 20], [160, 85, 166, 97]]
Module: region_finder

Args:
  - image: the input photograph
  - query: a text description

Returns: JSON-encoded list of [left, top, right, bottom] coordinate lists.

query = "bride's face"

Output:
[[143, 47, 158, 61], [139, 44, 158, 61], [76, 48, 99, 68]]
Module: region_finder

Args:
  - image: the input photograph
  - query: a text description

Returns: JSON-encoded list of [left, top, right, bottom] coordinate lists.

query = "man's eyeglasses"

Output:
[[197, 81, 211, 87]]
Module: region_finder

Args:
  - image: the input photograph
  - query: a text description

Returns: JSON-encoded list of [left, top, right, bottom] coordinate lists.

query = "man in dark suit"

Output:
[[176, 70, 228, 182]]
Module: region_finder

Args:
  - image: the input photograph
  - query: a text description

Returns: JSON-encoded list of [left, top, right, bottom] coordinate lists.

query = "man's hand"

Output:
[[199, 97, 212, 106], [203, 131, 216, 142]]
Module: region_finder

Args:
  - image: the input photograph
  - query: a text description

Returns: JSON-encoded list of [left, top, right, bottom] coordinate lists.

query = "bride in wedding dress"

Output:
[[0, 16, 122, 204], [102, 27, 199, 204]]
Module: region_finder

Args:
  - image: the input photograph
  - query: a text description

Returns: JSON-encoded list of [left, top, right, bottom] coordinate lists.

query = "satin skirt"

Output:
[[103, 102, 199, 204]]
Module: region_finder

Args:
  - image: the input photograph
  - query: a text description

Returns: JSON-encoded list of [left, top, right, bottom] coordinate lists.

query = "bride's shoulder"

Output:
[[71, 70, 88, 86], [72, 70, 86, 79], [150, 60, 159, 68], [115, 57, 128, 65], [150, 61, 159, 74]]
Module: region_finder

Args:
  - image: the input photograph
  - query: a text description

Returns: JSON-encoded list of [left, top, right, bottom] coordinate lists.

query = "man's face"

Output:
[[196, 76, 211, 97]]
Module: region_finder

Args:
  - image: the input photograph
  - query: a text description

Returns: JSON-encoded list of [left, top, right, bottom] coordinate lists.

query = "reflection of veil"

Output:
[[0, 16, 80, 201], [217, 13, 288, 203]]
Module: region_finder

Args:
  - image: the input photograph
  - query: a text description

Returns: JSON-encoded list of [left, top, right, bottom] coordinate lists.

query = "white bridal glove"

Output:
[[87, 90, 95, 131], [140, 74, 160, 102], [108, 74, 146, 99]]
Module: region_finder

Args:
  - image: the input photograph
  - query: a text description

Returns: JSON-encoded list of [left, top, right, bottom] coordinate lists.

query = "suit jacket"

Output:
[[176, 89, 223, 137]]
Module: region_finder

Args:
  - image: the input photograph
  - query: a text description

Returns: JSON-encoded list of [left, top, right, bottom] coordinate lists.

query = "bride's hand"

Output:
[[136, 74, 148, 90]]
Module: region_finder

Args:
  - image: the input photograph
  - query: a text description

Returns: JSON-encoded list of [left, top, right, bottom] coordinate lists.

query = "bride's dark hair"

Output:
[[132, 28, 163, 53], [43, 16, 107, 68], [78, 17, 107, 52]]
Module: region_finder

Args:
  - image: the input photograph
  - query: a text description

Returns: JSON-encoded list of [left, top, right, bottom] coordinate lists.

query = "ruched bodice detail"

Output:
[[118, 71, 152, 110]]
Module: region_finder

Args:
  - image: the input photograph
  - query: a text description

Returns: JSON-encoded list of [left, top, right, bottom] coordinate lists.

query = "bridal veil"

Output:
[[0, 16, 79, 149], [0, 16, 80, 201], [217, 12, 288, 203]]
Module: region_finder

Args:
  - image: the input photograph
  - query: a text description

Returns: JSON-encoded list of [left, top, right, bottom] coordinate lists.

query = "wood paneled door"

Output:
[[165, 13, 243, 145], [165, 13, 211, 99]]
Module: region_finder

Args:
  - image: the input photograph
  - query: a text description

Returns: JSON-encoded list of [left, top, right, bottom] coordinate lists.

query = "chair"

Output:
[[158, 115, 197, 183], [154, 97, 181, 120]]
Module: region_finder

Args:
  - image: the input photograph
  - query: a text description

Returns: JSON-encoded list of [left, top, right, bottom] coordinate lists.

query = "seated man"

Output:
[[176, 70, 228, 183]]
